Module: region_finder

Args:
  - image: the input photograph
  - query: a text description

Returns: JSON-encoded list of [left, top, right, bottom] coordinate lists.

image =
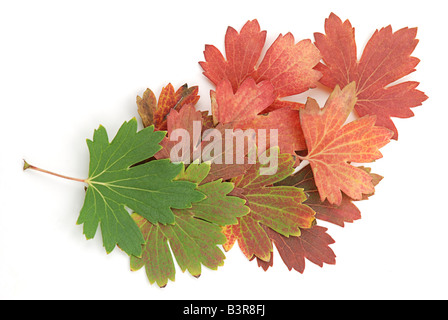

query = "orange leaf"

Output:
[[314, 13, 428, 139], [201, 20, 266, 92], [299, 83, 393, 205], [215, 77, 275, 124], [137, 83, 200, 130]]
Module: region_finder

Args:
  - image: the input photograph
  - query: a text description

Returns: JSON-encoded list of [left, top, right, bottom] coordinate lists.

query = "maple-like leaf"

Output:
[[137, 83, 200, 131], [214, 77, 275, 124], [255, 225, 336, 273], [222, 152, 316, 261], [256, 164, 382, 273], [214, 77, 307, 154], [298, 83, 393, 206], [77, 119, 205, 256], [130, 162, 249, 287], [130, 212, 226, 288], [314, 13, 428, 139], [276, 164, 383, 227], [200, 19, 322, 112]]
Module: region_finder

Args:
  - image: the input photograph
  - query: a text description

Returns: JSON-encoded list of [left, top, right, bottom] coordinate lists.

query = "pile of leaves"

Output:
[[25, 13, 427, 287]]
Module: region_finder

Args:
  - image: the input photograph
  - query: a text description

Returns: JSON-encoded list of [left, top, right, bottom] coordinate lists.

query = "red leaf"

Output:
[[299, 83, 393, 205], [214, 77, 275, 124], [200, 19, 321, 110], [314, 13, 428, 139], [223, 215, 272, 262], [201, 20, 266, 92], [215, 77, 307, 154], [276, 164, 383, 227], [257, 225, 336, 273]]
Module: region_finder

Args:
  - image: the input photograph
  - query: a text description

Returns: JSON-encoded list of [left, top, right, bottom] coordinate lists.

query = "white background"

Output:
[[1, 0, 446, 300]]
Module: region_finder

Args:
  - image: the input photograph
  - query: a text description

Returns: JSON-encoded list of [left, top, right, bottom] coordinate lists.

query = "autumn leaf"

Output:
[[214, 77, 275, 124], [77, 119, 205, 256], [130, 162, 249, 287], [155, 103, 205, 162], [222, 152, 316, 261], [276, 164, 383, 227], [200, 19, 322, 112], [277, 165, 361, 226], [299, 83, 393, 206], [200, 19, 266, 92], [255, 225, 336, 273], [130, 212, 225, 288], [137, 83, 200, 130], [256, 164, 382, 273], [214, 77, 307, 154], [314, 13, 428, 139]]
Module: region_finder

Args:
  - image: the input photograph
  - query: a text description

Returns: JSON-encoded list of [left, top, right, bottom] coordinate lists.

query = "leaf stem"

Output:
[[23, 160, 87, 184]]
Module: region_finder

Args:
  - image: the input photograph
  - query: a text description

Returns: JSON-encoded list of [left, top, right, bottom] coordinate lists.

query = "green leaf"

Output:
[[176, 162, 250, 225], [130, 162, 249, 287], [77, 119, 205, 256], [130, 212, 226, 288]]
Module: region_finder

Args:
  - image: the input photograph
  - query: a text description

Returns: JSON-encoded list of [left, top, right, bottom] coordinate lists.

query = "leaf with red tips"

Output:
[[200, 19, 321, 112], [223, 215, 272, 261], [299, 83, 393, 205], [314, 13, 428, 139], [137, 83, 200, 130], [222, 152, 316, 262], [131, 211, 226, 288], [130, 162, 249, 287], [277, 165, 361, 227]]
